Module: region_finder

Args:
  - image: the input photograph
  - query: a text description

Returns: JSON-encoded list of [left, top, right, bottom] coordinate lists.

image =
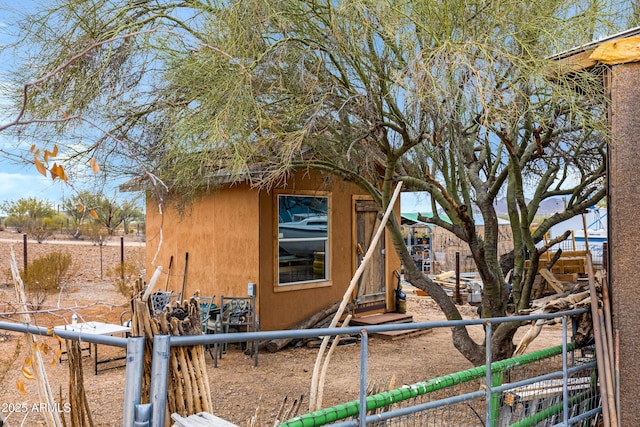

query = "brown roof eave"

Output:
[[119, 170, 267, 193]]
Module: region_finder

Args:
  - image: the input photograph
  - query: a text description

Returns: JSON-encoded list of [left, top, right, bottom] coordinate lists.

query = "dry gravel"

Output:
[[0, 230, 562, 426]]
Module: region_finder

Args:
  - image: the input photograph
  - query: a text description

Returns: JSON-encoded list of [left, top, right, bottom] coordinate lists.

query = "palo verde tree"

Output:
[[1, 0, 629, 364], [1, 197, 65, 242], [62, 191, 144, 237]]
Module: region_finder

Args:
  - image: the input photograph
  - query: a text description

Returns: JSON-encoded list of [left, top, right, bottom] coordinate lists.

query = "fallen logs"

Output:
[[263, 301, 354, 353]]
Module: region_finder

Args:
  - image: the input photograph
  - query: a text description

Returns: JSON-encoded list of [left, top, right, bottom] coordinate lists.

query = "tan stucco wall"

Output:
[[609, 61, 640, 426], [145, 172, 401, 331], [145, 184, 260, 300]]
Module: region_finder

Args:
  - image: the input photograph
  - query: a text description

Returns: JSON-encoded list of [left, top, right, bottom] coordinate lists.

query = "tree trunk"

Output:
[[386, 215, 486, 366]]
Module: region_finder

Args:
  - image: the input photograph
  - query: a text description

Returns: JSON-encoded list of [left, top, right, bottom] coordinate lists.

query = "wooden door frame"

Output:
[[351, 195, 392, 313]]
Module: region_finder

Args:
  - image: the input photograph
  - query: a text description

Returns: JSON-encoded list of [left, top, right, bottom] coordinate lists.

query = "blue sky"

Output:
[[0, 1, 73, 210], [0, 1, 428, 217], [0, 2, 603, 218], [0, 1, 131, 214]]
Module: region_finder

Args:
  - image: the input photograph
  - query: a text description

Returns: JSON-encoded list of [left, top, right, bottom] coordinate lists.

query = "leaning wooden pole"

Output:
[[308, 181, 403, 411], [315, 315, 352, 410], [587, 254, 617, 427], [10, 248, 64, 427], [600, 274, 616, 381]]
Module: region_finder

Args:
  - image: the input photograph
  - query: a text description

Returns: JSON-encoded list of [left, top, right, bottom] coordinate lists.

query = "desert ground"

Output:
[[0, 229, 563, 427]]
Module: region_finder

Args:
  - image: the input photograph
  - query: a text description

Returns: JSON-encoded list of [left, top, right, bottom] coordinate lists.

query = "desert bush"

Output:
[[108, 261, 143, 297], [26, 218, 55, 243], [21, 251, 74, 309], [79, 221, 109, 245]]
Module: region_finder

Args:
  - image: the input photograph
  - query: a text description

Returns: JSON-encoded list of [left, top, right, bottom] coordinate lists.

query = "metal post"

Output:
[[149, 335, 171, 427], [23, 233, 27, 275], [359, 329, 368, 427], [121, 236, 125, 282], [485, 321, 493, 427], [100, 236, 104, 279], [455, 252, 462, 304], [562, 316, 569, 426], [123, 337, 146, 427], [134, 403, 152, 427]]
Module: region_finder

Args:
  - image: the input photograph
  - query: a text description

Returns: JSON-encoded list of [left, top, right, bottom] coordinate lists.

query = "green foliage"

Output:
[[21, 250, 74, 309], [1, 197, 56, 235], [107, 261, 143, 297], [2, 0, 627, 363], [63, 191, 144, 237]]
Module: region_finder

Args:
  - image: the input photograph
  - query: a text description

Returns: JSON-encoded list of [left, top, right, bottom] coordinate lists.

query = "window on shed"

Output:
[[277, 194, 329, 286]]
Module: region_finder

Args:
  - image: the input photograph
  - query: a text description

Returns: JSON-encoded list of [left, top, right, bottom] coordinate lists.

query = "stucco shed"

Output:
[[144, 170, 401, 331]]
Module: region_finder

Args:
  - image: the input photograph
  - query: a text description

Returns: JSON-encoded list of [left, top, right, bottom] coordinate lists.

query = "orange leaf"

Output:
[[16, 379, 27, 394], [50, 163, 62, 180], [34, 158, 48, 177], [30, 144, 36, 153], [21, 366, 35, 380], [40, 342, 50, 355], [45, 145, 58, 161], [90, 157, 100, 174], [89, 209, 99, 220], [50, 163, 68, 182], [77, 204, 85, 213]]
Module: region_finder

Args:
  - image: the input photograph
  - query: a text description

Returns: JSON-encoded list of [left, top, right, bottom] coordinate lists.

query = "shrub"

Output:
[[26, 218, 55, 243], [22, 251, 74, 309], [79, 222, 109, 245], [108, 261, 143, 297]]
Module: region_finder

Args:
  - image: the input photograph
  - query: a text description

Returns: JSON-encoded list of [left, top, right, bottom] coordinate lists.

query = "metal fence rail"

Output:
[[282, 344, 597, 427], [0, 308, 596, 427]]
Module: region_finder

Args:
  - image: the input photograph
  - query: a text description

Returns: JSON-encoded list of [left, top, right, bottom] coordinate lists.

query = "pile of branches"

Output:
[[130, 280, 212, 418], [261, 301, 354, 353]]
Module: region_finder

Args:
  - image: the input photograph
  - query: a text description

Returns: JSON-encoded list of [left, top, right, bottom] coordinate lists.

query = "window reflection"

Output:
[[278, 195, 329, 285]]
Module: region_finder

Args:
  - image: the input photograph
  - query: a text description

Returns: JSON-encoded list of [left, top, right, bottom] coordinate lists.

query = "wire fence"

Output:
[[281, 315, 598, 427], [0, 309, 598, 427]]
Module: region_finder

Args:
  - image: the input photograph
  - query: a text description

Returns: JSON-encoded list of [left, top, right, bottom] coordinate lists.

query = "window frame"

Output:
[[274, 191, 331, 292]]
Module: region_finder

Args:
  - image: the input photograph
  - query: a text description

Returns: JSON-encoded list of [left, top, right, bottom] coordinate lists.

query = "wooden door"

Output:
[[354, 199, 386, 310]]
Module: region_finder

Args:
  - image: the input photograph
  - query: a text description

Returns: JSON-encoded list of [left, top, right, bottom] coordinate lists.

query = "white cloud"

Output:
[[0, 170, 68, 207], [401, 192, 432, 213]]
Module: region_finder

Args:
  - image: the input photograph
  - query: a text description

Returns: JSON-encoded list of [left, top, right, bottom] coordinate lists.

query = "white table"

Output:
[[54, 321, 131, 374]]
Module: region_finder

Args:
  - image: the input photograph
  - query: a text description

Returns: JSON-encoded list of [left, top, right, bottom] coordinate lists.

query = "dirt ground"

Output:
[[0, 229, 563, 427]]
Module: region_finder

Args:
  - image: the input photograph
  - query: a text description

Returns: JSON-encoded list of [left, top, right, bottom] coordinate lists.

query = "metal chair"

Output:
[[150, 290, 181, 313], [212, 295, 258, 367], [119, 310, 132, 333], [198, 295, 216, 334]]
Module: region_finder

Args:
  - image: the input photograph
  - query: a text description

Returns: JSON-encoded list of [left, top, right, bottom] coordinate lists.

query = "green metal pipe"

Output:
[[281, 344, 573, 427], [508, 391, 591, 427]]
